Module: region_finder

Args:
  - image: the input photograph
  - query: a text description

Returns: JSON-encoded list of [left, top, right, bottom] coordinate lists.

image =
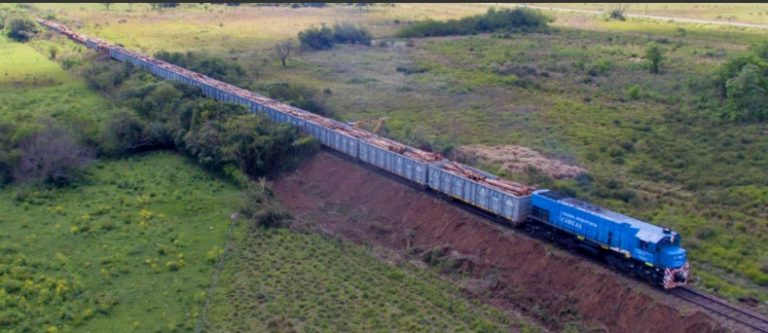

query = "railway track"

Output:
[[671, 287, 768, 332]]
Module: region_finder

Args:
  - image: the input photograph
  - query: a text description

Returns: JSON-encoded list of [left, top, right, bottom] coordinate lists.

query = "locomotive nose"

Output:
[[674, 271, 687, 283]]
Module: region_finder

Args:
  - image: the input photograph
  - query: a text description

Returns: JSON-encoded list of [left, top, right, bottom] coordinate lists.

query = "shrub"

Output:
[[627, 85, 641, 100], [155, 50, 246, 84], [13, 119, 94, 186], [331, 23, 372, 45], [0, 122, 19, 186], [396, 64, 429, 75], [48, 45, 58, 60], [240, 180, 290, 229], [6, 16, 38, 42], [397, 8, 550, 38], [724, 63, 768, 122], [298, 23, 372, 50], [257, 82, 332, 117], [83, 61, 132, 93], [297, 24, 334, 50], [645, 42, 664, 74], [101, 110, 150, 155]]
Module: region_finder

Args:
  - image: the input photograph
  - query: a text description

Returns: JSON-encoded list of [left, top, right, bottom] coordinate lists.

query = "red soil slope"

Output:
[[273, 152, 724, 333]]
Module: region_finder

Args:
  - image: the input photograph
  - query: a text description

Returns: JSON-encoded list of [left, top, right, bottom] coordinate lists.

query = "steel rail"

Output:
[[671, 287, 768, 333]]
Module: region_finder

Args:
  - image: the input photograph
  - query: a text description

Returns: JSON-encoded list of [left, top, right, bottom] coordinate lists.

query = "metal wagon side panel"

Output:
[[360, 141, 430, 185]]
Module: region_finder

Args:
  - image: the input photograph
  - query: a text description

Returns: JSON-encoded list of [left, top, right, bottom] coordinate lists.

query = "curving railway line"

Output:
[[671, 287, 768, 332]]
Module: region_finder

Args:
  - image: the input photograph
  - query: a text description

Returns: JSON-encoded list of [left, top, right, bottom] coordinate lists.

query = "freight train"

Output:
[[37, 18, 689, 289]]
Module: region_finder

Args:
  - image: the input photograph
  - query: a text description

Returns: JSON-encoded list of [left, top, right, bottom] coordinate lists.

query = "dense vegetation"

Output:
[[0, 119, 95, 187], [81, 58, 318, 180], [714, 42, 768, 122], [397, 8, 551, 38], [4, 16, 37, 42], [298, 23, 372, 50], [155, 50, 247, 85]]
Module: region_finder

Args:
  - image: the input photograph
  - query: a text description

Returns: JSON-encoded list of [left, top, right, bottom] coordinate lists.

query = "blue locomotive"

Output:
[[531, 190, 689, 288], [38, 18, 690, 289]]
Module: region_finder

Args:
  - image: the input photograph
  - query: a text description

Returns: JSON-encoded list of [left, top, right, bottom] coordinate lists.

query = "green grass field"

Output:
[[0, 151, 239, 332], [0, 36, 112, 126], [203, 227, 539, 333], [533, 3, 768, 26]]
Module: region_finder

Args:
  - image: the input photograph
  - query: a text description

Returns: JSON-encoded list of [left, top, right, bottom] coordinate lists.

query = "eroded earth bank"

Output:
[[273, 152, 724, 333]]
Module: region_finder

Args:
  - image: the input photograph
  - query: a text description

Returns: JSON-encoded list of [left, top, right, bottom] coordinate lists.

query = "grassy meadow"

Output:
[[0, 152, 239, 332], [533, 3, 768, 26], [0, 35, 112, 127], [203, 227, 539, 333]]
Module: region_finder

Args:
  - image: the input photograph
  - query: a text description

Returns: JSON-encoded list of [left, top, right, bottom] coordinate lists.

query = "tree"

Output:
[[6, 16, 38, 42], [102, 3, 112, 10], [645, 42, 664, 74], [13, 119, 94, 186], [274, 41, 293, 67], [725, 64, 768, 121], [102, 110, 150, 155]]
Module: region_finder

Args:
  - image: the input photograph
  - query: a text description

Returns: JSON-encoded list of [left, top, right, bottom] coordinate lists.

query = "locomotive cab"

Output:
[[654, 230, 689, 288]]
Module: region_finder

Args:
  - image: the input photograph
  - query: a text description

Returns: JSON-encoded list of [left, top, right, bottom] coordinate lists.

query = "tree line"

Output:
[[83, 59, 318, 182]]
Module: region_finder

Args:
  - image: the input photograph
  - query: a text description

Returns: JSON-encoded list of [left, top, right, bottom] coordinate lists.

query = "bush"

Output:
[[298, 23, 372, 50], [48, 45, 58, 60], [397, 8, 550, 38], [257, 82, 332, 117], [331, 23, 372, 45], [645, 42, 664, 74], [155, 50, 246, 84], [297, 24, 334, 50], [713, 42, 768, 122], [240, 180, 290, 229], [396, 64, 429, 75], [13, 119, 94, 186], [0, 122, 19, 186], [5, 16, 38, 42], [83, 61, 132, 93], [101, 111, 151, 156], [627, 85, 641, 100], [724, 64, 768, 122]]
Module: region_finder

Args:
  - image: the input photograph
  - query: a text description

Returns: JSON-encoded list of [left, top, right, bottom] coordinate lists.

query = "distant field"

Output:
[[0, 36, 113, 125], [532, 3, 768, 26], [34, 3, 492, 53]]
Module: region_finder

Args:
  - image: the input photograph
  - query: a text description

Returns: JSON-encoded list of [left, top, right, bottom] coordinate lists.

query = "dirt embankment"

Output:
[[456, 144, 587, 179], [273, 152, 722, 333]]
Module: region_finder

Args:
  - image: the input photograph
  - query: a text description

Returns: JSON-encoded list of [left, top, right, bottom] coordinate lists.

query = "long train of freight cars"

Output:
[[38, 18, 690, 289]]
